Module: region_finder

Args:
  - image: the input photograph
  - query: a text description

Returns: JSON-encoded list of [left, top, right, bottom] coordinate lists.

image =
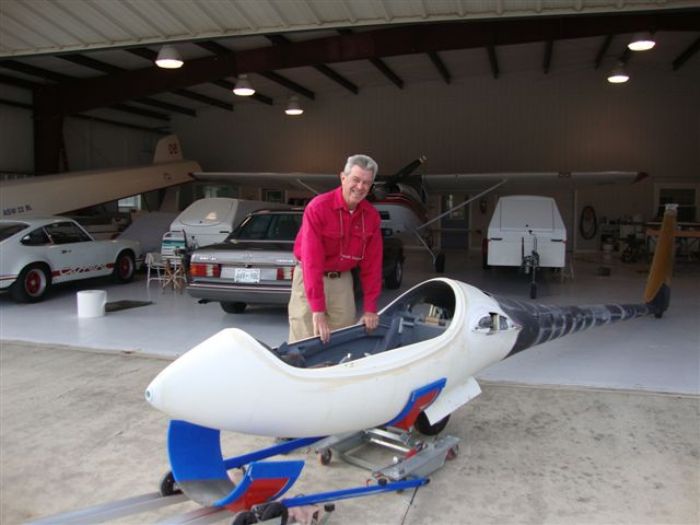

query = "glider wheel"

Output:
[[414, 412, 450, 436], [232, 511, 258, 525], [258, 502, 289, 523], [159, 471, 182, 496], [319, 449, 332, 465]]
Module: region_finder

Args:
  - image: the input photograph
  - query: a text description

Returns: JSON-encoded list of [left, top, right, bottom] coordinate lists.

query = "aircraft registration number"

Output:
[[230, 268, 260, 283]]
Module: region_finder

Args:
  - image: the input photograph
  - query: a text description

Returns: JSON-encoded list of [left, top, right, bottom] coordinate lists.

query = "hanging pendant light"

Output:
[[628, 33, 656, 52], [607, 63, 629, 84], [233, 74, 255, 96], [155, 45, 183, 69], [285, 95, 303, 116]]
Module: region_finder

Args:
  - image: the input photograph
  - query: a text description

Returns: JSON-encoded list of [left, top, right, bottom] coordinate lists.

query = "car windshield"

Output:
[[0, 222, 28, 241], [229, 213, 301, 242]]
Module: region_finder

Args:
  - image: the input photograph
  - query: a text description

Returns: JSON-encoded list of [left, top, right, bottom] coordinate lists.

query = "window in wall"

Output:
[[263, 189, 284, 203], [656, 186, 697, 222], [196, 184, 236, 200], [118, 195, 141, 212]]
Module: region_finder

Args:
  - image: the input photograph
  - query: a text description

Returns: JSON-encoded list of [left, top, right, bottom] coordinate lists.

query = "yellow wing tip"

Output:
[[643, 204, 676, 306]]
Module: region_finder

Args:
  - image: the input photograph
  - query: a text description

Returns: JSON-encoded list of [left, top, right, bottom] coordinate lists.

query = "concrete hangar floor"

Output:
[[1, 250, 698, 524]]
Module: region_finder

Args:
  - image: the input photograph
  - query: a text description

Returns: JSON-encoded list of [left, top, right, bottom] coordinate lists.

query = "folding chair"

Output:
[[145, 252, 166, 287]]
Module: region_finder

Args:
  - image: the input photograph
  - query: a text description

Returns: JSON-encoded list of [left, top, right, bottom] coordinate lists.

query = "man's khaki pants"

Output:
[[288, 266, 356, 343]]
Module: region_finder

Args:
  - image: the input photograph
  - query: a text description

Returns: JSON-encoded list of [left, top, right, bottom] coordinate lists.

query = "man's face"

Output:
[[340, 165, 374, 210]]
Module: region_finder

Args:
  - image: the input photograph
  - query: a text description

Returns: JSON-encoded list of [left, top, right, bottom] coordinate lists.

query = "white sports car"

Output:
[[0, 216, 142, 302]]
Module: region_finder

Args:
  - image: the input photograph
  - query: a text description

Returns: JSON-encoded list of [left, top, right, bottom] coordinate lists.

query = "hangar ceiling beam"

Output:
[[0, 59, 73, 82], [672, 35, 700, 70], [594, 34, 614, 69], [70, 114, 170, 135], [109, 103, 169, 121], [258, 70, 315, 100], [266, 34, 359, 94], [487, 44, 500, 79], [543, 40, 554, 74], [60, 54, 123, 74], [35, 10, 699, 116], [0, 72, 41, 90], [337, 28, 404, 89], [428, 51, 451, 84], [618, 47, 633, 65], [170, 88, 233, 111]]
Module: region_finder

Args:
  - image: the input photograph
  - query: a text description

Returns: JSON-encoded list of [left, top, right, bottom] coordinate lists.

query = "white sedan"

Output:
[[0, 217, 142, 302]]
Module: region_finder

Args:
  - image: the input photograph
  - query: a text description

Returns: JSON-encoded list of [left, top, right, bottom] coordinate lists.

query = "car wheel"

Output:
[[384, 258, 403, 289], [221, 302, 246, 314], [113, 251, 135, 283], [11, 264, 51, 303]]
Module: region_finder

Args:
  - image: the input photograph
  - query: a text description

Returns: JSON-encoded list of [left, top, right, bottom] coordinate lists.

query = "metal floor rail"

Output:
[[24, 491, 230, 525]]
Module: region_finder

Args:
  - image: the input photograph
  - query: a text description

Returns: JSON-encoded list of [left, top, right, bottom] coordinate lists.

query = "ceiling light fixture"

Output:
[[628, 33, 656, 51], [155, 45, 183, 69], [607, 63, 629, 84], [233, 74, 255, 96], [285, 95, 303, 116]]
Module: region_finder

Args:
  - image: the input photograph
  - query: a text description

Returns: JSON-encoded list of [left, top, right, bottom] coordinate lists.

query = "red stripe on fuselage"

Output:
[[392, 390, 440, 430], [225, 478, 288, 512]]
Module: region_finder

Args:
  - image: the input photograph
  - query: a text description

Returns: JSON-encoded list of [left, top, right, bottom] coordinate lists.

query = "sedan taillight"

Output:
[[190, 263, 221, 277], [276, 267, 294, 280]]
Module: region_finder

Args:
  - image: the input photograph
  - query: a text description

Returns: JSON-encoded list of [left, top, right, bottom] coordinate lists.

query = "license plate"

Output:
[[232, 268, 260, 283]]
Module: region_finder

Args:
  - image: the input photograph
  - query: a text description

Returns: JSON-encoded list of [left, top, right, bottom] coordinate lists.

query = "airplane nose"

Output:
[[144, 376, 161, 409], [142, 328, 273, 433]]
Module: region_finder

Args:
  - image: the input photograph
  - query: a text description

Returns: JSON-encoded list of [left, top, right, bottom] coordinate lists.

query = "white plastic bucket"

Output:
[[77, 290, 107, 318]]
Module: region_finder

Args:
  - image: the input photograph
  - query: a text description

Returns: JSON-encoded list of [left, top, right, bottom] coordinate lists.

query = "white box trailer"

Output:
[[487, 196, 566, 298], [169, 197, 286, 249]]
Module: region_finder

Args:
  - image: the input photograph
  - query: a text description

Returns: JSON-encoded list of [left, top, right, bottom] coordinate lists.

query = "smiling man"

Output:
[[288, 154, 383, 344]]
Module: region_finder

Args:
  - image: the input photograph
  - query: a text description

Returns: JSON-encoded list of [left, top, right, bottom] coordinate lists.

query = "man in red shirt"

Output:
[[288, 154, 383, 343]]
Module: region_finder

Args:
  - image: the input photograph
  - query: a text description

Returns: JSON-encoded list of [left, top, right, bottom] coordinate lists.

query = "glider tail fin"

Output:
[[643, 204, 677, 318], [153, 135, 183, 163]]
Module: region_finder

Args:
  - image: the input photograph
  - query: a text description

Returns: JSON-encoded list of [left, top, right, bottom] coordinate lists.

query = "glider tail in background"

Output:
[[494, 204, 677, 357], [0, 135, 199, 219]]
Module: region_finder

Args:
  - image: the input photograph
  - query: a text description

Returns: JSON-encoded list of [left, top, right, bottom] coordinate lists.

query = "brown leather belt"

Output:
[[323, 271, 343, 279]]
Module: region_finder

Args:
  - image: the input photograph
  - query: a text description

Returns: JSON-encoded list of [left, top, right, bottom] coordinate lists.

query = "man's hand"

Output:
[[312, 312, 331, 343], [360, 312, 379, 333]]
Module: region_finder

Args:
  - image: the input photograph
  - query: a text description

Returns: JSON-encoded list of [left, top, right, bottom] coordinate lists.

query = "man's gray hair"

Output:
[[343, 154, 379, 180]]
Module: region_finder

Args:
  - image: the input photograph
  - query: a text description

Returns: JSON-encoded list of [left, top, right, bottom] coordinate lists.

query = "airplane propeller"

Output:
[[371, 155, 427, 200]]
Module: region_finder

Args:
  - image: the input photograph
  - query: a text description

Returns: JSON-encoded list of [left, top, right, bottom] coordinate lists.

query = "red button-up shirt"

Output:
[[294, 187, 383, 313]]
